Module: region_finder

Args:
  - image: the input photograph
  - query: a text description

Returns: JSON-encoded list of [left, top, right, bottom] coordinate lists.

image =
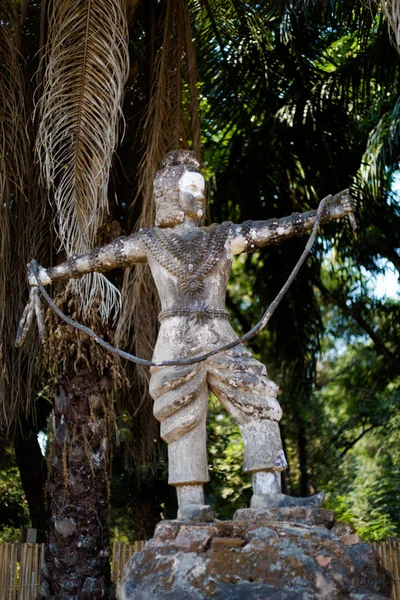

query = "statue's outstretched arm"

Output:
[[27, 233, 146, 287], [16, 233, 146, 347], [230, 190, 355, 255]]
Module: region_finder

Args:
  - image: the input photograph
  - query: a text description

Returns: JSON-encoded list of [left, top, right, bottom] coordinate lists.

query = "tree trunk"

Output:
[[43, 367, 114, 600]]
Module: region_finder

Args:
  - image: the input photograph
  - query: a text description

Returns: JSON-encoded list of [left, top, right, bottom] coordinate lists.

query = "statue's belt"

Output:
[[158, 307, 230, 322], [158, 307, 231, 345]]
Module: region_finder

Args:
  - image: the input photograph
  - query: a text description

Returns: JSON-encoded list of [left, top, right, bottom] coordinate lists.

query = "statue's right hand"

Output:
[[27, 261, 51, 287], [324, 189, 357, 231], [15, 292, 35, 347], [15, 262, 47, 347]]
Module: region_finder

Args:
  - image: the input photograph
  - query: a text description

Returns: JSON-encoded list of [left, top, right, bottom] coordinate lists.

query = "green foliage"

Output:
[[309, 258, 400, 540], [195, 0, 400, 507], [205, 395, 252, 519], [110, 467, 136, 544], [324, 420, 400, 541], [0, 441, 29, 542]]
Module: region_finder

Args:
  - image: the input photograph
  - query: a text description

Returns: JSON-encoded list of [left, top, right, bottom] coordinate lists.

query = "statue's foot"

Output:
[[177, 504, 214, 522], [250, 491, 325, 509]]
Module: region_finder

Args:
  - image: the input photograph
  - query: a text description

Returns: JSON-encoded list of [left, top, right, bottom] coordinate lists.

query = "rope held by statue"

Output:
[[16, 194, 354, 367]]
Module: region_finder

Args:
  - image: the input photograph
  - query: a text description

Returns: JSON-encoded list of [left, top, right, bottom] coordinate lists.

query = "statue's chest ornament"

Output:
[[141, 222, 231, 298]]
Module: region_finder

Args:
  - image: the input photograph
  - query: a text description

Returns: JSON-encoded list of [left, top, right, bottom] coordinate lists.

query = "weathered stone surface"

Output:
[[234, 507, 336, 528], [210, 537, 245, 550], [331, 520, 356, 536], [177, 504, 214, 523], [119, 514, 392, 600], [341, 533, 363, 546]]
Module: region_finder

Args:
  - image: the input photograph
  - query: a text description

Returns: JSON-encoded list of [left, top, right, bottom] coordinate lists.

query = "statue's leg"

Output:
[[150, 363, 213, 521], [208, 348, 324, 508]]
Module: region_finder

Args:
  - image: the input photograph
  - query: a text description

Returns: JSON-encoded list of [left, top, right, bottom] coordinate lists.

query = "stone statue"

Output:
[[25, 150, 355, 521]]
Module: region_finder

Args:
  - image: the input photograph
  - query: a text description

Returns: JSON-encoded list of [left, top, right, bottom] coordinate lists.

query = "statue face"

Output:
[[178, 171, 205, 220]]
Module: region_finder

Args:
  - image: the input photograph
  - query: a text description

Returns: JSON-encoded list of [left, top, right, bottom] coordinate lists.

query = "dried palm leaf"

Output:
[[115, 0, 200, 467], [136, 0, 200, 210], [0, 0, 27, 207], [35, 0, 129, 319], [362, 0, 400, 50], [376, 0, 400, 49], [116, 0, 200, 360], [0, 0, 48, 427], [0, 0, 27, 426], [0, 189, 49, 428]]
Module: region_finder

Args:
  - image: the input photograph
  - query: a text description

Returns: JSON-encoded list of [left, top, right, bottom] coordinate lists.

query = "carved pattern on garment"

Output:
[[149, 344, 287, 483], [141, 222, 231, 298], [158, 306, 230, 344]]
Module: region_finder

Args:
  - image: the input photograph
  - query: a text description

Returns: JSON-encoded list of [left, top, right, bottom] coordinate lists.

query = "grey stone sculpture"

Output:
[[26, 150, 355, 522]]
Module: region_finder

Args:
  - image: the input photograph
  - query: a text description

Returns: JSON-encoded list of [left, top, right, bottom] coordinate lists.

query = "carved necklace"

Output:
[[140, 222, 231, 298]]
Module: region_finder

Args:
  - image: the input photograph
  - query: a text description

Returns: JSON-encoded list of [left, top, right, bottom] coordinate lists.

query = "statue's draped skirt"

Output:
[[150, 341, 288, 485]]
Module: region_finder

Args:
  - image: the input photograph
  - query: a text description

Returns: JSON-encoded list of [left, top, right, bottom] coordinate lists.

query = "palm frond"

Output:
[[35, 0, 129, 319], [0, 0, 28, 427], [0, 0, 28, 207], [0, 0, 48, 427], [137, 0, 200, 212], [367, 0, 400, 50], [277, 0, 378, 45], [115, 0, 200, 468], [117, 0, 200, 358], [192, 0, 278, 167], [278, 0, 400, 52], [0, 189, 49, 428], [359, 96, 400, 197]]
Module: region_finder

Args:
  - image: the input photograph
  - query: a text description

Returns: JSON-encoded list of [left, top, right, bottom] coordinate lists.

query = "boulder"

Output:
[[119, 509, 392, 600]]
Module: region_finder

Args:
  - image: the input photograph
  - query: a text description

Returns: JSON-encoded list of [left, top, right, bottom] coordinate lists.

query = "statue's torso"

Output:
[[141, 223, 233, 311], [140, 223, 237, 359]]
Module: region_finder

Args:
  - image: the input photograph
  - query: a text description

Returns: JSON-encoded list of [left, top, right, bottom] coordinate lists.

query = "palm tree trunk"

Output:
[[43, 366, 114, 599]]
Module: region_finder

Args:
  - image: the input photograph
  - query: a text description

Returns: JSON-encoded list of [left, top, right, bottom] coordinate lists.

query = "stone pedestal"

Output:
[[119, 508, 392, 600]]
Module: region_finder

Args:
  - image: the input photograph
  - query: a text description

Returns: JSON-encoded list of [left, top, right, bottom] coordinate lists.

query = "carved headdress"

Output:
[[154, 150, 201, 227]]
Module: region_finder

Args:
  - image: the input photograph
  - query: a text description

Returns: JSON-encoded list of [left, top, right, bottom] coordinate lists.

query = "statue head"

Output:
[[154, 150, 205, 227]]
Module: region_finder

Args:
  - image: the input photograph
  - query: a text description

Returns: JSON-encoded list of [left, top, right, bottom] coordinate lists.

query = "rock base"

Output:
[[119, 508, 392, 600]]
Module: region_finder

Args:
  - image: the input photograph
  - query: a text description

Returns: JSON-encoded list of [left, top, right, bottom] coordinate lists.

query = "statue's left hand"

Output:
[[324, 189, 357, 231]]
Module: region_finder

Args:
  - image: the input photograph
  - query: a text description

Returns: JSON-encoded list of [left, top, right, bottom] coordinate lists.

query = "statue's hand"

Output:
[[15, 263, 47, 348], [324, 189, 357, 230]]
